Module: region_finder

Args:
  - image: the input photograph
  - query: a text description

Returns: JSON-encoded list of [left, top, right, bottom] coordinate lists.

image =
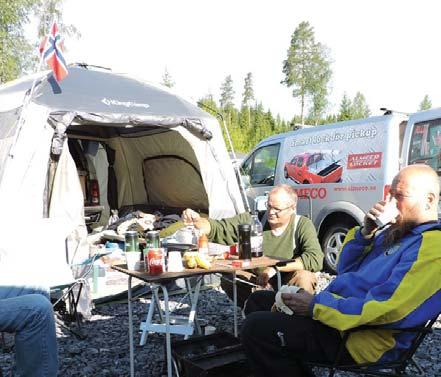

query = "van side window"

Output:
[[409, 120, 441, 173], [241, 144, 280, 186]]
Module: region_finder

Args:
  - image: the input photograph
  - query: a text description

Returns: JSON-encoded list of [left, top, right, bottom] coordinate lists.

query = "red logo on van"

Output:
[[347, 152, 382, 169], [294, 187, 327, 199]]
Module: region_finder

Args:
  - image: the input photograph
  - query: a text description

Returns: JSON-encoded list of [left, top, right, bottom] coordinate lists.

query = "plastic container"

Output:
[[198, 232, 209, 256]]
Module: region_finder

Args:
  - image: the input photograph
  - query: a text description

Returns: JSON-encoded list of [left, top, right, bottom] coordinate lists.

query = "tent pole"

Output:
[[197, 102, 251, 213]]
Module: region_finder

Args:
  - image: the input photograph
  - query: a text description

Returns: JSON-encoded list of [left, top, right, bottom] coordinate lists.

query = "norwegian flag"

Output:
[[39, 21, 68, 81]]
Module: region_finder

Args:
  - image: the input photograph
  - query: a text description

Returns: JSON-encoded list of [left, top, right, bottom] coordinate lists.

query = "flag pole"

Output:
[[8, 21, 52, 158]]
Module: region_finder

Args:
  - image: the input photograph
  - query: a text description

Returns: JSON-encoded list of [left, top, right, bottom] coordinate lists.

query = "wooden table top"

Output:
[[112, 256, 292, 283]]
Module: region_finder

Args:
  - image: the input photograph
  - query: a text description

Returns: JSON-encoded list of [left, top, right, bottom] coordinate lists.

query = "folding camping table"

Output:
[[113, 256, 291, 377]]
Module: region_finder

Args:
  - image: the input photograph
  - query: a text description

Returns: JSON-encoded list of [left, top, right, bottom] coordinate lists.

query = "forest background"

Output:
[[0, 0, 434, 153]]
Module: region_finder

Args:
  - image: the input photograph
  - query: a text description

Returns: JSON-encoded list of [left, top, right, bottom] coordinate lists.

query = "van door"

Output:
[[240, 143, 280, 210]]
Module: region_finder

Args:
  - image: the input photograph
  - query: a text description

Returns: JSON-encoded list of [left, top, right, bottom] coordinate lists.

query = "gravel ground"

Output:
[[1, 273, 440, 376]]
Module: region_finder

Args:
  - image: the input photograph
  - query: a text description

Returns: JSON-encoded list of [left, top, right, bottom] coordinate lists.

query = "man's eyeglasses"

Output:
[[389, 190, 414, 201], [266, 204, 293, 215]]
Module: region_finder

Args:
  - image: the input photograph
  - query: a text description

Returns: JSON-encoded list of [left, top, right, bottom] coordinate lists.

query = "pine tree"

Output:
[[161, 67, 175, 88], [241, 72, 254, 107], [220, 75, 235, 110], [281, 21, 332, 125], [418, 95, 432, 111], [338, 93, 353, 121], [241, 72, 254, 127], [352, 92, 370, 119]]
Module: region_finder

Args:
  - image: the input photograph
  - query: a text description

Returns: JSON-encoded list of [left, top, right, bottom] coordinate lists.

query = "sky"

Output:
[[41, 0, 441, 121]]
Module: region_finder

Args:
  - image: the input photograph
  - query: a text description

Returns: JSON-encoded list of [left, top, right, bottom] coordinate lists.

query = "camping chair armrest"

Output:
[[344, 324, 433, 334], [331, 322, 435, 367]]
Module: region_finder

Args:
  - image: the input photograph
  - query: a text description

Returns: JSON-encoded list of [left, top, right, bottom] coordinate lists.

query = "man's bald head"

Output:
[[392, 164, 439, 223], [395, 164, 439, 198]]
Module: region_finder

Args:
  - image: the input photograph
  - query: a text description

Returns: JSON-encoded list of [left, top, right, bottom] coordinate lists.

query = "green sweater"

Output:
[[208, 213, 323, 272]]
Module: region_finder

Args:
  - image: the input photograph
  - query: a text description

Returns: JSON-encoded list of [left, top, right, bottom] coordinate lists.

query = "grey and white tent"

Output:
[[0, 64, 244, 289]]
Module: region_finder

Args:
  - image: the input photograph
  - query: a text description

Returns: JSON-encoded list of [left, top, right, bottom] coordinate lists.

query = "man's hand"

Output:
[[280, 290, 314, 317], [362, 195, 398, 238], [255, 267, 276, 287], [181, 209, 211, 235], [182, 208, 201, 225]]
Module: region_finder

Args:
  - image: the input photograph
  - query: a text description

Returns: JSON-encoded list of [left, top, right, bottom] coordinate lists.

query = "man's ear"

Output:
[[426, 192, 436, 208]]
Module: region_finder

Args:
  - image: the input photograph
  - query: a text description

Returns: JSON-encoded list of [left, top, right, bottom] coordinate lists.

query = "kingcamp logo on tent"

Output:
[[101, 98, 150, 109]]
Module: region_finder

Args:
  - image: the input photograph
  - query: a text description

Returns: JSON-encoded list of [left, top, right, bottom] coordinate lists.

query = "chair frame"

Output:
[[51, 252, 107, 339], [305, 315, 439, 377]]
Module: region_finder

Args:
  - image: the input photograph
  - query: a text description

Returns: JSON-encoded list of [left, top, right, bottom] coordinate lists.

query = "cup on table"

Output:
[[167, 251, 184, 272], [204, 325, 216, 335], [125, 251, 141, 270]]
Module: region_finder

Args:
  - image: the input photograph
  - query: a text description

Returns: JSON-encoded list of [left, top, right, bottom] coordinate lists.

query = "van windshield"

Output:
[[409, 119, 441, 175]]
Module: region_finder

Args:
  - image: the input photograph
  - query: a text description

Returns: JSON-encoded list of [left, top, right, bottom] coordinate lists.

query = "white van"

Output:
[[240, 111, 440, 272]]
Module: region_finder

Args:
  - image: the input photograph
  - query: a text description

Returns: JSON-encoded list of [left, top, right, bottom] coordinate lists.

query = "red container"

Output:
[[147, 248, 165, 275], [229, 244, 238, 256]]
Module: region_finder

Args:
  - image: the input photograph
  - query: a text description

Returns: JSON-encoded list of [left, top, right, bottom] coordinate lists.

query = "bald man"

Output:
[[241, 165, 441, 377], [182, 184, 323, 308]]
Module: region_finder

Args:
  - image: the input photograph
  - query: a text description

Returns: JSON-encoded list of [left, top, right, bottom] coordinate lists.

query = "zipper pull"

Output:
[[277, 331, 286, 347]]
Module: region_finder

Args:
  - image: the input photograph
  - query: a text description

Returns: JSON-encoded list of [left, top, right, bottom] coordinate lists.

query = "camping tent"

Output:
[[0, 64, 244, 289]]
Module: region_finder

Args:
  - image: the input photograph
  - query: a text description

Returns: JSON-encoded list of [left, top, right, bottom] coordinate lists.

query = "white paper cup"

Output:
[[167, 251, 184, 272], [375, 201, 400, 227], [125, 251, 141, 270]]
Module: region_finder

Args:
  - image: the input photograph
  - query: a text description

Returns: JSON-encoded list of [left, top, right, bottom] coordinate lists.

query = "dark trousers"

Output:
[[241, 290, 354, 377]]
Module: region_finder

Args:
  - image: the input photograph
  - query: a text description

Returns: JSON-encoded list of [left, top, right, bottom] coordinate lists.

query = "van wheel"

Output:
[[321, 223, 351, 274]]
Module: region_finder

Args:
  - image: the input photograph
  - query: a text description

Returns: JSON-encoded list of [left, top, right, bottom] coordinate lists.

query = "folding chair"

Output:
[[305, 313, 440, 377], [50, 252, 108, 339]]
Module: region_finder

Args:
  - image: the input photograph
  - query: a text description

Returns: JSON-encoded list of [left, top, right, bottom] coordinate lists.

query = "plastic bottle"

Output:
[[250, 213, 263, 258], [198, 231, 209, 256]]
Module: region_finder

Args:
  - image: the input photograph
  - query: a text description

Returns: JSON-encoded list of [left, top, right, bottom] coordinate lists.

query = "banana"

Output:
[[195, 254, 211, 269], [183, 251, 198, 269]]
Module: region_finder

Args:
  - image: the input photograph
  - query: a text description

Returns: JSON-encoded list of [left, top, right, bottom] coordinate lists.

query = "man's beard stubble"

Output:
[[382, 216, 418, 249]]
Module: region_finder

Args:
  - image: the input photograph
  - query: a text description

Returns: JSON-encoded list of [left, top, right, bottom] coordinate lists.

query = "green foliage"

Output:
[[35, 0, 80, 39], [281, 21, 332, 125], [337, 92, 352, 121], [337, 91, 370, 121], [0, 0, 78, 83], [198, 95, 289, 154], [418, 94, 432, 111], [0, 0, 39, 83], [161, 67, 175, 88], [352, 91, 370, 119]]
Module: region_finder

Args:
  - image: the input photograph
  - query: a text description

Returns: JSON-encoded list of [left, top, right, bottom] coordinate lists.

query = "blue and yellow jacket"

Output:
[[311, 221, 441, 364]]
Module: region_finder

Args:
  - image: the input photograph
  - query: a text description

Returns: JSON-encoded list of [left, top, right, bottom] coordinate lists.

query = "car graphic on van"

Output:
[[284, 152, 343, 184]]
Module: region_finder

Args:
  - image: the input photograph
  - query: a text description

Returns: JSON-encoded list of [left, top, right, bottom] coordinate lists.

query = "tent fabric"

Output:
[[142, 155, 208, 209], [0, 103, 53, 217], [48, 139, 90, 266]]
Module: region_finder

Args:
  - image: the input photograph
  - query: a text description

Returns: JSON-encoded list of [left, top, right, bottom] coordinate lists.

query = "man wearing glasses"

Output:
[[182, 184, 323, 309]]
